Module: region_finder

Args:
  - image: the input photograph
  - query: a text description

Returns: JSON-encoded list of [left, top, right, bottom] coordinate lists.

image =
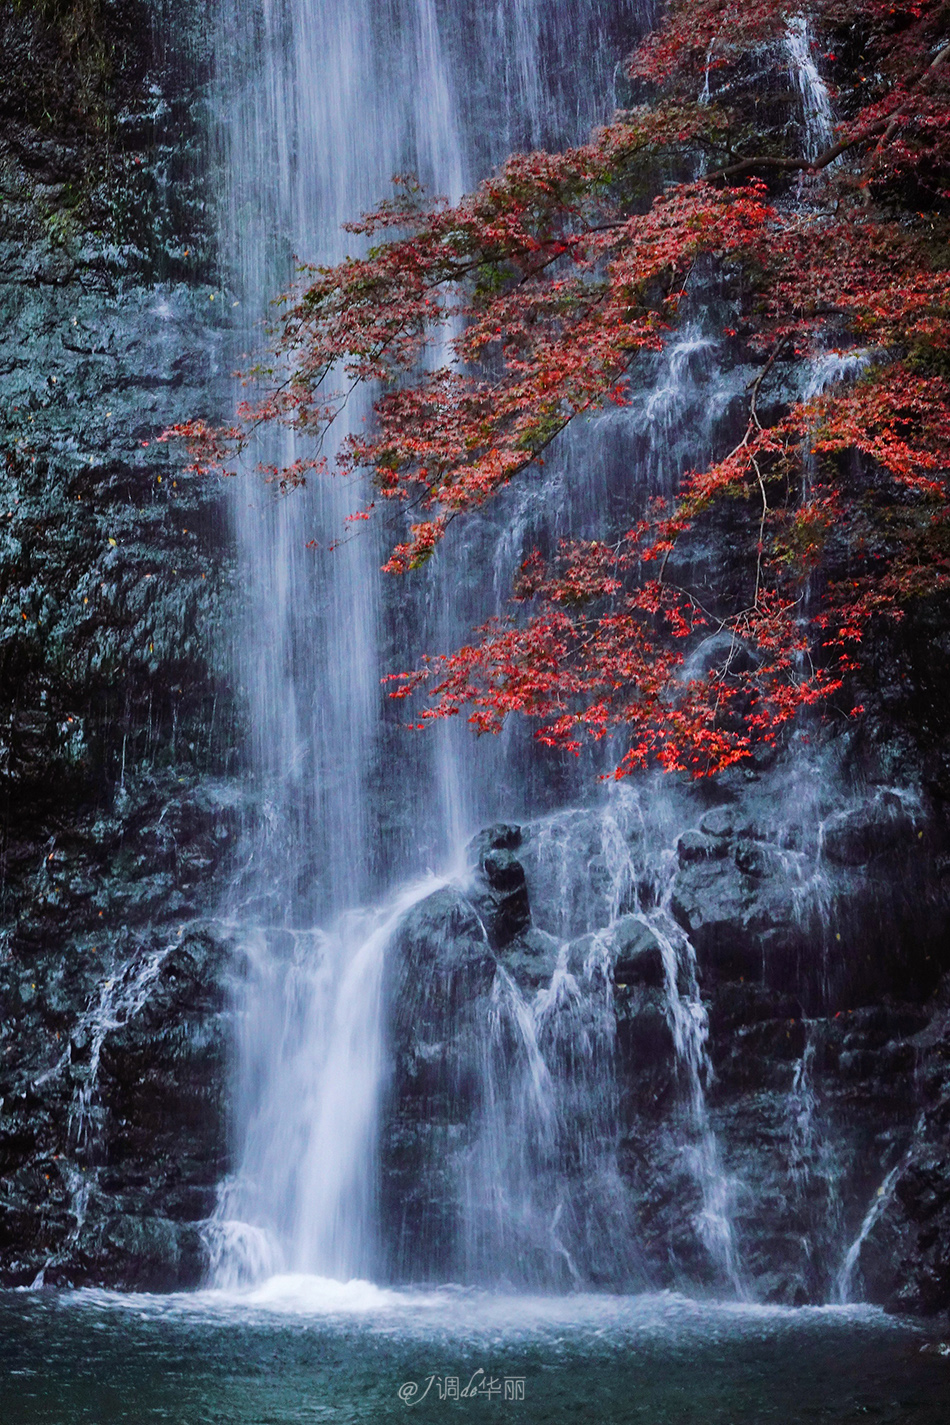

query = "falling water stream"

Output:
[[194, 0, 914, 1314], [195, 0, 921, 1305], [4, 5, 950, 1422], [210, 0, 657, 1287]]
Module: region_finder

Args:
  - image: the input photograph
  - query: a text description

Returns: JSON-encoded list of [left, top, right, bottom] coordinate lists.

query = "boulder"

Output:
[[609, 915, 666, 990], [677, 829, 728, 863], [466, 824, 531, 948], [388, 887, 496, 1020], [497, 927, 560, 989]]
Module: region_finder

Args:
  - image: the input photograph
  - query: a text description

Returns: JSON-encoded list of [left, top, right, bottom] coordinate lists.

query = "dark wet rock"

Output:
[[466, 824, 531, 948], [840, 1001, 950, 1317], [79, 1214, 206, 1294], [669, 853, 801, 984], [0, 0, 236, 1290], [0, 922, 233, 1289], [497, 926, 560, 990], [609, 915, 665, 989], [615, 984, 676, 1108], [677, 829, 727, 863], [734, 841, 784, 878], [389, 887, 495, 1016], [467, 823, 522, 859], [699, 805, 740, 839], [821, 793, 918, 867], [380, 886, 497, 1282], [483, 847, 526, 892]]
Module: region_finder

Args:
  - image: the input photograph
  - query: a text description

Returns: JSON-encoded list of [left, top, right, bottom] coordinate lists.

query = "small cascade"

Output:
[[785, 16, 835, 161], [835, 1161, 903, 1304], [203, 1214, 282, 1291], [458, 932, 642, 1288], [648, 908, 745, 1297], [68, 946, 174, 1152], [30, 941, 175, 1287], [372, 785, 749, 1292], [802, 350, 873, 404], [506, 787, 745, 1294], [464, 963, 564, 1281], [29, 1164, 91, 1292], [785, 1024, 844, 1297], [834, 1104, 926, 1304], [213, 877, 444, 1283], [798, 349, 874, 515], [788, 1035, 818, 1189]]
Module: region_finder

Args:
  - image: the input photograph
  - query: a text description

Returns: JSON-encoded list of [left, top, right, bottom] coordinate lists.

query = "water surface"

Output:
[[3, 1281, 949, 1423]]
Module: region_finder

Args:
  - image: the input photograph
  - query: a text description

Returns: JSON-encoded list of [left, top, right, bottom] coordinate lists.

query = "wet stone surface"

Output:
[[377, 754, 950, 1313], [0, 0, 241, 1289]]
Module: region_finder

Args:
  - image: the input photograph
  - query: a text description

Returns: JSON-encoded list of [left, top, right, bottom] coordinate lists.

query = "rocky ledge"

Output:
[[379, 753, 950, 1312]]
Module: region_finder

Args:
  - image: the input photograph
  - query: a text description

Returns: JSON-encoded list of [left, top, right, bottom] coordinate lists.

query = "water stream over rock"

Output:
[[3, 0, 950, 1327], [196, 0, 950, 1307]]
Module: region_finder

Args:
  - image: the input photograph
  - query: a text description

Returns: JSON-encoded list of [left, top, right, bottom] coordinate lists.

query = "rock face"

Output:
[[379, 887, 497, 1281], [1, 923, 231, 1290], [0, 0, 239, 1288], [465, 824, 531, 948], [377, 749, 950, 1312]]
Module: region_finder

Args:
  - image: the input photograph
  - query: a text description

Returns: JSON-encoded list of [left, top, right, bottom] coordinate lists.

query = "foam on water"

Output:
[[50, 1278, 896, 1343]]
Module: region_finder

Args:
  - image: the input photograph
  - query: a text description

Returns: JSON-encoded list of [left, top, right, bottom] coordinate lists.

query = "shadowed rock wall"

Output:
[[0, 0, 240, 1288], [380, 743, 950, 1314]]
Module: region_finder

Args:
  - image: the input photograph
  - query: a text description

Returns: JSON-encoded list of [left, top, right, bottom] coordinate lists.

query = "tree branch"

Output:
[[709, 39, 950, 183]]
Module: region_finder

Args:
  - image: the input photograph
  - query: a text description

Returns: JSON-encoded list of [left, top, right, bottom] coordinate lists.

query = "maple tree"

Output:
[[169, 0, 950, 777]]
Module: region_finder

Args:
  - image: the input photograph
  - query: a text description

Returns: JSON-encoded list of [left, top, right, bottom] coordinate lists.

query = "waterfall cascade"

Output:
[[785, 17, 835, 161], [212, 0, 649, 1287], [207, 0, 926, 1303]]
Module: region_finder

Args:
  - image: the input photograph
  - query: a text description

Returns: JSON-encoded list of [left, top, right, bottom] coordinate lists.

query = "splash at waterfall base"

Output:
[[201, 745, 950, 1317], [5, 1288, 950, 1425]]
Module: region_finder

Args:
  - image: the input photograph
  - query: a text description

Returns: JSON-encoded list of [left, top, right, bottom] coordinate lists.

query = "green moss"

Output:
[[4, 0, 147, 135]]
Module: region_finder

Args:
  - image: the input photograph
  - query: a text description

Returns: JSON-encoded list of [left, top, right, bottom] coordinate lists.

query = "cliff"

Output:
[[0, 0, 238, 1288]]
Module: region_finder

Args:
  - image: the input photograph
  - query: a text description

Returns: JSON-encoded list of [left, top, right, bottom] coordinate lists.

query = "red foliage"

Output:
[[170, 0, 950, 777]]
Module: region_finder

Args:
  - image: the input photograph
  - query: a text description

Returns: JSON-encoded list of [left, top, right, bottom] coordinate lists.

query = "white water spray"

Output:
[[785, 16, 835, 162], [211, 0, 643, 1287]]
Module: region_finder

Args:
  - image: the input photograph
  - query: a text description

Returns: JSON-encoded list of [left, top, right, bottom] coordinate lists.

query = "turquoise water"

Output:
[[3, 1278, 949, 1424]]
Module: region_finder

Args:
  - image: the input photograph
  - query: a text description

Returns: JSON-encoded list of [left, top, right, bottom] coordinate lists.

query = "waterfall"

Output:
[[835, 1107, 925, 1304], [211, 0, 644, 1284], [30, 938, 177, 1288], [207, 0, 882, 1300], [453, 928, 644, 1289], [216, 0, 465, 924], [211, 0, 465, 1280], [211, 876, 444, 1282], [784, 1023, 845, 1299], [785, 16, 835, 161], [835, 1162, 903, 1304], [503, 788, 745, 1293], [649, 909, 745, 1297]]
